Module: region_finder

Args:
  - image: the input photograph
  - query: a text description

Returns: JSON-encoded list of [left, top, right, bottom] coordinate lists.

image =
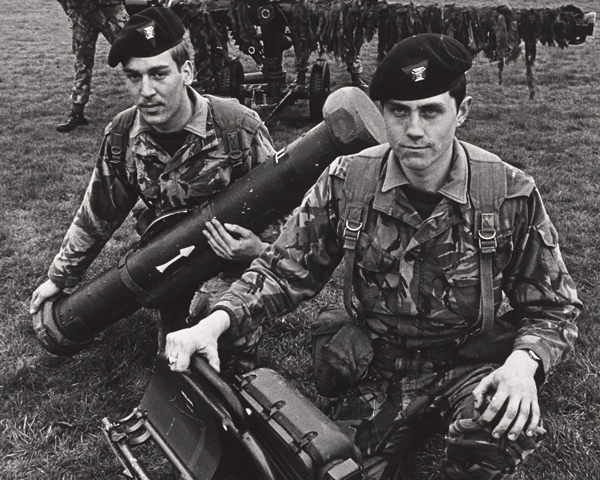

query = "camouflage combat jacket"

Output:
[[214, 140, 581, 378], [49, 88, 275, 288]]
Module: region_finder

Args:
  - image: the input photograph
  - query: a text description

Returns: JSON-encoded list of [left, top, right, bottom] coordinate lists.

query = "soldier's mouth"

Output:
[[140, 104, 162, 112]]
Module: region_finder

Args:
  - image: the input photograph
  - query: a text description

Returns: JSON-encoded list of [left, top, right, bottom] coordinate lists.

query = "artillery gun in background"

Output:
[[125, 0, 596, 119]]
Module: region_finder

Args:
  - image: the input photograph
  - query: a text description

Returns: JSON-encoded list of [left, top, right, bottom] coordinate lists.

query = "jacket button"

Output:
[[404, 252, 415, 262]]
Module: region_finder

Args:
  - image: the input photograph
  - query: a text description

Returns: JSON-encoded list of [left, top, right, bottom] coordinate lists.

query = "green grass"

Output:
[[2, 0, 600, 478]]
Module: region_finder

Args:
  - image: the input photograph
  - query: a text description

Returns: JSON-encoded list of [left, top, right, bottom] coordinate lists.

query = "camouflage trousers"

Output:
[[67, 4, 128, 106], [329, 361, 542, 480]]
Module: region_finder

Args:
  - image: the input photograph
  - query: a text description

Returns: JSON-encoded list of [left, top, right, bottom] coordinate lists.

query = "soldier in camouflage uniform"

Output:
[[31, 8, 275, 360], [166, 34, 581, 479], [56, 0, 129, 132]]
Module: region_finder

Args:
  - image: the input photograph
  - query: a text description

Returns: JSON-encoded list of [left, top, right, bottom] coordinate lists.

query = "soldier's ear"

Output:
[[456, 96, 472, 128], [182, 60, 194, 86]]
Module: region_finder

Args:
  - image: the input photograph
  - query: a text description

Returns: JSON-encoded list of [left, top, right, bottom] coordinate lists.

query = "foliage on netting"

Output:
[[174, 1, 590, 98]]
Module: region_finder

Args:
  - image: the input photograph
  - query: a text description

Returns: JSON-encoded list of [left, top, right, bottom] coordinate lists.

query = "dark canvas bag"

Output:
[[311, 305, 374, 398]]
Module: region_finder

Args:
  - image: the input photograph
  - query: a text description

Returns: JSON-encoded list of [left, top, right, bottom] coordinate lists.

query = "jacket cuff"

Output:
[[48, 266, 80, 290], [209, 305, 239, 338]]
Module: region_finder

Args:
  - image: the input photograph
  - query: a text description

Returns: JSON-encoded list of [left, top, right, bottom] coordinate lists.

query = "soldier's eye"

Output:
[[422, 108, 442, 117], [392, 108, 409, 117], [153, 71, 168, 79]]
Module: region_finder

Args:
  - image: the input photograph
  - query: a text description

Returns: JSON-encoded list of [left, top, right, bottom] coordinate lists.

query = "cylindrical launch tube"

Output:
[[33, 87, 386, 356]]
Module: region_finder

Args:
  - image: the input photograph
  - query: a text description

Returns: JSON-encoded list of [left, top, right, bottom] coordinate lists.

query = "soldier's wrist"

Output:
[[507, 349, 540, 375], [204, 308, 232, 334], [47, 273, 67, 290]]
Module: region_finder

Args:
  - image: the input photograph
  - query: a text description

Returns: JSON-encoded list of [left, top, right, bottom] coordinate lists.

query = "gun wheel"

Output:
[[309, 60, 331, 122], [217, 58, 245, 101]]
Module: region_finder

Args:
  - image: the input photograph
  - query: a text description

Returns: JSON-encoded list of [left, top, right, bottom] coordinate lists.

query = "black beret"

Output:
[[370, 34, 472, 102], [108, 7, 185, 68]]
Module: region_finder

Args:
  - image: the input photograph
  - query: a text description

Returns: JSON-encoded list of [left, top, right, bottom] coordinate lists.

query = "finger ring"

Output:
[[168, 356, 176, 365]]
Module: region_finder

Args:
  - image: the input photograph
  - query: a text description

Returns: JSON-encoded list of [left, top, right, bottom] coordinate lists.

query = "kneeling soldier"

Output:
[[31, 7, 275, 363], [165, 34, 581, 479]]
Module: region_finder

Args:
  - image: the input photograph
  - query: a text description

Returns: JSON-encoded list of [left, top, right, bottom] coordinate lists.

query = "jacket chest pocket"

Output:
[[177, 151, 234, 198], [134, 156, 163, 200], [354, 236, 404, 315], [442, 230, 514, 322]]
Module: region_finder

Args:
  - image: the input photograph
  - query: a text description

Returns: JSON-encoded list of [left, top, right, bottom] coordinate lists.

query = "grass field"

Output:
[[2, 0, 600, 478]]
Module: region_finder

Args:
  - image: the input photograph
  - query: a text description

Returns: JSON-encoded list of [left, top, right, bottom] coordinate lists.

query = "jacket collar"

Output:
[[129, 87, 211, 140], [380, 138, 468, 205]]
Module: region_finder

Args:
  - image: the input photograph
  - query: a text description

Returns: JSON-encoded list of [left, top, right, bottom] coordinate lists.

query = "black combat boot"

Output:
[[57, 112, 89, 132]]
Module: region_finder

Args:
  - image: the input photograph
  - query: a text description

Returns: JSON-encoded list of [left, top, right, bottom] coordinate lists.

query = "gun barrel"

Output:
[[33, 87, 385, 356]]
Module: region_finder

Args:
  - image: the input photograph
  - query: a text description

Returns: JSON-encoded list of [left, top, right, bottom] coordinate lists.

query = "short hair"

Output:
[[448, 74, 467, 110], [170, 32, 194, 71]]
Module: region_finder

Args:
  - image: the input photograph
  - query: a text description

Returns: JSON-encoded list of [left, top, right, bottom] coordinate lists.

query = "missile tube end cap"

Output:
[[32, 299, 91, 356]]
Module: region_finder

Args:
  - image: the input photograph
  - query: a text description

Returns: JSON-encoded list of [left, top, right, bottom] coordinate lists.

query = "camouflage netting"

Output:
[[173, 1, 591, 98]]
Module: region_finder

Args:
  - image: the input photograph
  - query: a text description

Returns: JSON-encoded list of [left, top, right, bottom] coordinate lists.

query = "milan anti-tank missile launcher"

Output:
[[33, 87, 386, 357]]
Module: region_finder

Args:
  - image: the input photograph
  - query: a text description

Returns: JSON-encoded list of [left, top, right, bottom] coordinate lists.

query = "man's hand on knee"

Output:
[[165, 310, 231, 372], [472, 350, 545, 441]]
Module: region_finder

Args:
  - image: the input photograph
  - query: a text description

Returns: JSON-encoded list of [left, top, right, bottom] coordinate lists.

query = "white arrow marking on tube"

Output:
[[155, 246, 196, 273]]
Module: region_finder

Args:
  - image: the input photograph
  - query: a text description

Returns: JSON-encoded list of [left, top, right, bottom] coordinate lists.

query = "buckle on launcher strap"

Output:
[[343, 220, 363, 251], [226, 131, 243, 167], [478, 212, 497, 255], [344, 220, 363, 237], [478, 230, 497, 255]]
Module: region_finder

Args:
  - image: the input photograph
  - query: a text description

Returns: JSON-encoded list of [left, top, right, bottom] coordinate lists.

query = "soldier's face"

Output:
[[383, 92, 471, 175], [123, 50, 194, 133]]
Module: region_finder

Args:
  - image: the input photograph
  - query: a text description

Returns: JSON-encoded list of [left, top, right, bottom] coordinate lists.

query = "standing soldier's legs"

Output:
[[72, 24, 97, 111], [97, 4, 129, 45], [57, 13, 97, 132], [345, 54, 368, 91], [293, 43, 310, 86], [328, 362, 543, 480], [72, 5, 128, 108], [58, 6, 128, 132], [343, 10, 367, 91]]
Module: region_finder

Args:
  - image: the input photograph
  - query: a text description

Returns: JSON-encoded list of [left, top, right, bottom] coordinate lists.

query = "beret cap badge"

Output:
[[403, 61, 428, 83], [137, 22, 156, 47]]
